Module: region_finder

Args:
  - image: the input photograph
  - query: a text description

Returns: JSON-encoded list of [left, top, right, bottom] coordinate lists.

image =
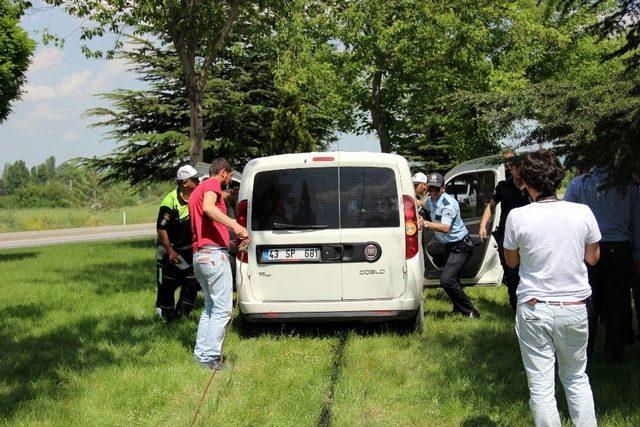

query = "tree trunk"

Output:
[[370, 70, 392, 153], [188, 79, 205, 164]]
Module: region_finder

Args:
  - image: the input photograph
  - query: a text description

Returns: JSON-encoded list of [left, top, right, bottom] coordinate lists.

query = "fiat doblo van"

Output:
[[234, 152, 425, 330]]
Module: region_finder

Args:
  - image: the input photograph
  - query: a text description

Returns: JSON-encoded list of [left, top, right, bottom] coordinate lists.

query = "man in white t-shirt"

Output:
[[503, 150, 600, 427]]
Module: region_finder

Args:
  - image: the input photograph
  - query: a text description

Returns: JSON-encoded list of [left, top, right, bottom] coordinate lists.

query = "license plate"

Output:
[[261, 247, 321, 263]]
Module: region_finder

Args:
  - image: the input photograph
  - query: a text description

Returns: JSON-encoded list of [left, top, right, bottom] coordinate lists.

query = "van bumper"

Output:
[[239, 298, 420, 323]]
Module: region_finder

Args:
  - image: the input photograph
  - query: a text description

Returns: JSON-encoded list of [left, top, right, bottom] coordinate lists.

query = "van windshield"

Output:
[[251, 167, 399, 231]]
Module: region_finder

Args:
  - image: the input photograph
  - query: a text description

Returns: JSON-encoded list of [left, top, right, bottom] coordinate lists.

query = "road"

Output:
[[0, 223, 156, 250]]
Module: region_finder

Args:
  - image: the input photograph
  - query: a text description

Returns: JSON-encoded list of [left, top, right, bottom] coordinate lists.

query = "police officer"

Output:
[[424, 172, 480, 318], [565, 167, 640, 363], [479, 152, 530, 312], [155, 165, 201, 322]]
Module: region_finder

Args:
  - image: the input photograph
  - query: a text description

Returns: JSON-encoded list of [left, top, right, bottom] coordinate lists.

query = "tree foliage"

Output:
[[492, 0, 640, 183], [0, 0, 35, 123], [44, 0, 281, 164], [328, 0, 597, 172], [83, 28, 349, 185]]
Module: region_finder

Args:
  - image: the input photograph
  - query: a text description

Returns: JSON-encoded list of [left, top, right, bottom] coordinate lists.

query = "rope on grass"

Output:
[[191, 245, 246, 426], [191, 368, 219, 427]]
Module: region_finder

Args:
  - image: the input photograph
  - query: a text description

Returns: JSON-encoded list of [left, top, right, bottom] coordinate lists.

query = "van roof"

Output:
[[244, 151, 408, 169], [445, 155, 501, 181]]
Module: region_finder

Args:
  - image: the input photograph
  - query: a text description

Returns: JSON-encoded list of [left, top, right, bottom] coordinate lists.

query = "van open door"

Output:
[[423, 157, 504, 287]]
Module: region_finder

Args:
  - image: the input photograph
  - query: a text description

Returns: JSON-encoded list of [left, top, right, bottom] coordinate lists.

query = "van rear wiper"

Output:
[[272, 223, 328, 230]]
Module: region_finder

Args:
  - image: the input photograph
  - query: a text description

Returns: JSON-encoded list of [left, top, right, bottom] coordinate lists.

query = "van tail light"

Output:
[[236, 199, 248, 263], [403, 195, 419, 259]]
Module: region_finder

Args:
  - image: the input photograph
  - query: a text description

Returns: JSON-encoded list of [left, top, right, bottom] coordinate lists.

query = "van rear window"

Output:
[[340, 167, 399, 228], [251, 168, 340, 231], [251, 167, 399, 231]]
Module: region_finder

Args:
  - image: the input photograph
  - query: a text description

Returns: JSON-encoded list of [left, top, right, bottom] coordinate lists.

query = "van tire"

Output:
[[234, 311, 254, 337], [413, 299, 425, 334], [395, 299, 424, 334]]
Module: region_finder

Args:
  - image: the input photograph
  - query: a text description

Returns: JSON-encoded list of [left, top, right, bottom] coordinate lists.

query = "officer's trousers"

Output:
[[156, 252, 199, 318], [587, 241, 633, 362], [441, 237, 478, 315]]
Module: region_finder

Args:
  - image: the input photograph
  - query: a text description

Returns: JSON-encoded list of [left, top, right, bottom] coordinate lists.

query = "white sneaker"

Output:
[[156, 307, 168, 323]]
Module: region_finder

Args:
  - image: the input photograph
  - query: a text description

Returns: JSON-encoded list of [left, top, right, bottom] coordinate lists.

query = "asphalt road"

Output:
[[0, 223, 156, 250]]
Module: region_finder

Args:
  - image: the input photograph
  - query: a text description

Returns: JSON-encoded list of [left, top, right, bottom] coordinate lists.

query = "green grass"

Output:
[[0, 203, 158, 232], [1, 240, 639, 426]]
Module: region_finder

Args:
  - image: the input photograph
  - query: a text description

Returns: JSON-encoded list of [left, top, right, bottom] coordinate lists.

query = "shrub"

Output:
[[11, 182, 75, 208]]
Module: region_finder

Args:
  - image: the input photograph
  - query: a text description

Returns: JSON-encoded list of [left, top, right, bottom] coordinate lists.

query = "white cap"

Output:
[[412, 172, 428, 184], [176, 165, 199, 181]]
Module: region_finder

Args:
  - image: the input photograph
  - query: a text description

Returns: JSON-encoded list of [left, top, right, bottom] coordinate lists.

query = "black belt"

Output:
[[444, 235, 474, 252]]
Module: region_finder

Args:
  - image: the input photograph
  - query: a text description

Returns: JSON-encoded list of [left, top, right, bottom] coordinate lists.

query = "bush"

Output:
[[11, 182, 75, 208]]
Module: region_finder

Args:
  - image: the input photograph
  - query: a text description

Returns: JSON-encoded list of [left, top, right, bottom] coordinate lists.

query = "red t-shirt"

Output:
[[189, 177, 230, 251]]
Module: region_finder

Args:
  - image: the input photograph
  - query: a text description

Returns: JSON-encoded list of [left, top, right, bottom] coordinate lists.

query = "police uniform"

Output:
[[565, 168, 640, 362], [156, 188, 199, 320], [425, 173, 480, 317], [491, 176, 530, 311]]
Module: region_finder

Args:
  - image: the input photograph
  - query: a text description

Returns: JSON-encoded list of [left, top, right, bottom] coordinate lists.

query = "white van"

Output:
[[234, 152, 425, 330], [423, 156, 505, 287], [449, 181, 477, 208]]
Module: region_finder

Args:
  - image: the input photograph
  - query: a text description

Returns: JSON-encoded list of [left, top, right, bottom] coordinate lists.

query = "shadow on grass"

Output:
[[421, 294, 640, 424], [232, 314, 421, 339], [112, 239, 155, 250], [0, 308, 191, 420], [0, 251, 39, 262], [64, 259, 155, 295], [415, 304, 528, 423]]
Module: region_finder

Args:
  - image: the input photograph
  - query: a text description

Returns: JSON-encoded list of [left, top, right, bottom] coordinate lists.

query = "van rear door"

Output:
[[339, 165, 405, 300], [423, 161, 502, 286], [249, 164, 342, 301]]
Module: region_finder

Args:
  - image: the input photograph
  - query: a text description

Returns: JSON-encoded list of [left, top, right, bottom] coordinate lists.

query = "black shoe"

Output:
[[450, 310, 480, 319], [156, 307, 178, 323]]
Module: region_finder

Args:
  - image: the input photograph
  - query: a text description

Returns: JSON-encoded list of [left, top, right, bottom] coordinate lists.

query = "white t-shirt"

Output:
[[503, 200, 601, 304]]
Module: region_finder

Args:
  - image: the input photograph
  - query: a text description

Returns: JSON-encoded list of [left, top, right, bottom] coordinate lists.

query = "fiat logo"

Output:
[[364, 244, 379, 262]]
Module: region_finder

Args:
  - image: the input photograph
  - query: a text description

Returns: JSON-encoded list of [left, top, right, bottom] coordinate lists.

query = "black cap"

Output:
[[427, 172, 444, 187]]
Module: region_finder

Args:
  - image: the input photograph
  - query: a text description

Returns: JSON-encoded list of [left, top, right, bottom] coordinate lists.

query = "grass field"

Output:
[[0, 203, 158, 233], [1, 239, 639, 426]]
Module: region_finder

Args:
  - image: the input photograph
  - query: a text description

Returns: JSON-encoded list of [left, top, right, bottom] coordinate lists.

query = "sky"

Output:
[[0, 1, 380, 169]]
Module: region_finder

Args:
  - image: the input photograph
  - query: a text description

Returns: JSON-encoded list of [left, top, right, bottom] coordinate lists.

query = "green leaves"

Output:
[[0, 0, 35, 123]]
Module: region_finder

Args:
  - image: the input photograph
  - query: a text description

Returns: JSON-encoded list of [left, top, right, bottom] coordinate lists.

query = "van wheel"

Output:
[[413, 299, 425, 334], [234, 311, 253, 337], [396, 299, 424, 334]]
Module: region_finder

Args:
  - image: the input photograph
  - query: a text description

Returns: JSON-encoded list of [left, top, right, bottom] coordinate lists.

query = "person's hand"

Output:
[[418, 216, 425, 231], [233, 223, 249, 240], [167, 248, 180, 264], [238, 237, 251, 252], [479, 225, 488, 241]]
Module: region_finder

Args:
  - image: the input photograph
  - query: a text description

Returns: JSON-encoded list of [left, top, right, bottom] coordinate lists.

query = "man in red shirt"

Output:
[[189, 158, 249, 370]]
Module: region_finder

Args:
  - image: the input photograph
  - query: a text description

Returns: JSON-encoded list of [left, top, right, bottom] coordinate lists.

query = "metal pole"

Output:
[[123, 212, 126, 226]]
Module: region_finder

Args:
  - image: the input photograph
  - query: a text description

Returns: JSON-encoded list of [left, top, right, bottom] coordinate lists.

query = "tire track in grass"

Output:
[[317, 333, 348, 427]]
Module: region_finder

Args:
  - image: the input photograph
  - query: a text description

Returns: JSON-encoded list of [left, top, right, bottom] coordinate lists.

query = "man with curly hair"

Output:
[[504, 149, 600, 427]]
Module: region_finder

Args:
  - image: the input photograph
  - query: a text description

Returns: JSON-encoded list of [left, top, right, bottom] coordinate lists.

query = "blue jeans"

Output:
[[516, 303, 596, 427], [193, 246, 233, 364]]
